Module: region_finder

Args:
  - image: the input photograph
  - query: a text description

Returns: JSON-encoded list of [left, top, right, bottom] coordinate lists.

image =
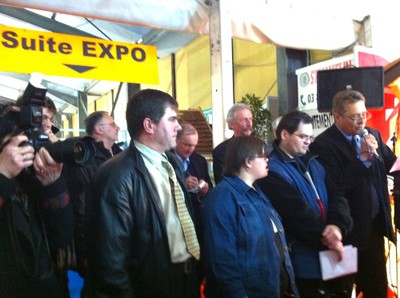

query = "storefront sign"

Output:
[[296, 54, 354, 111], [0, 25, 159, 84]]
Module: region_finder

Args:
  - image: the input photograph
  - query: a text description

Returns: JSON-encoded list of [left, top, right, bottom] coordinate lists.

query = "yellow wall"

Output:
[[175, 36, 211, 110], [310, 50, 333, 64], [71, 113, 79, 136], [61, 117, 70, 139], [233, 39, 277, 102], [141, 36, 278, 110], [95, 93, 113, 112], [142, 35, 211, 110], [142, 55, 173, 94]]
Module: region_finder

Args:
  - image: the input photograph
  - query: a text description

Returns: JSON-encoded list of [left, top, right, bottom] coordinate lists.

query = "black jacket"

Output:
[[186, 152, 213, 192], [0, 173, 73, 298], [177, 151, 213, 222], [310, 125, 396, 249], [64, 139, 122, 275], [86, 141, 197, 297], [212, 137, 233, 184]]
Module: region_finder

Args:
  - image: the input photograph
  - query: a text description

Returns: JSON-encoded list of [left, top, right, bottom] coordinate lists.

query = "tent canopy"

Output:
[[0, 0, 398, 111], [1, 0, 370, 51]]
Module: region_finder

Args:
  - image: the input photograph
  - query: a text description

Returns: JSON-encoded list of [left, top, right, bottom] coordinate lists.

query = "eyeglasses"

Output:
[[294, 133, 315, 142], [338, 111, 372, 122], [98, 122, 118, 128], [254, 154, 268, 160]]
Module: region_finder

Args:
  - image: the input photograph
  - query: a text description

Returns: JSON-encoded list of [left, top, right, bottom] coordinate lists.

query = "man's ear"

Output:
[[333, 112, 341, 123], [281, 129, 290, 141], [94, 124, 103, 135], [143, 118, 155, 134]]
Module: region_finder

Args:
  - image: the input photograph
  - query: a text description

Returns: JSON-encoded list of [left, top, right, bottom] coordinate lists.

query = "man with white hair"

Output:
[[212, 103, 253, 184]]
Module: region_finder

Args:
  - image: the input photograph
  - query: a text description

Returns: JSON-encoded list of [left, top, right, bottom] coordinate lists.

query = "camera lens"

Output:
[[74, 143, 84, 161], [45, 136, 95, 165]]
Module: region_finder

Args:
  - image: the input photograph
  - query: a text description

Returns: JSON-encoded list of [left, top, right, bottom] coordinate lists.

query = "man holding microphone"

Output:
[[310, 89, 397, 297]]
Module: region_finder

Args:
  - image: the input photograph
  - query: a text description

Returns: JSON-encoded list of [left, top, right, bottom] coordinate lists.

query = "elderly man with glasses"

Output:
[[310, 89, 397, 298]]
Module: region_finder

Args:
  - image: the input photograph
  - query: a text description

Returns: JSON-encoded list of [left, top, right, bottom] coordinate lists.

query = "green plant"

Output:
[[240, 93, 273, 143]]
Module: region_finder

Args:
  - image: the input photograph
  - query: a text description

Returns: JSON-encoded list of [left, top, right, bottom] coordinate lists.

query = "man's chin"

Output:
[[170, 145, 176, 151], [355, 126, 365, 135], [242, 131, 253, 136]]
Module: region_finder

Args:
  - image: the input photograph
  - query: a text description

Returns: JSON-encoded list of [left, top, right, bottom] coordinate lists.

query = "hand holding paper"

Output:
[[321, 225, 344, 261], [319, 245, 357, 281]]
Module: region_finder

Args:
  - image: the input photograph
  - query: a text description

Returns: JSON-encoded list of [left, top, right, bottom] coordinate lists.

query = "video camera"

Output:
[[18, 81, 95, 165]]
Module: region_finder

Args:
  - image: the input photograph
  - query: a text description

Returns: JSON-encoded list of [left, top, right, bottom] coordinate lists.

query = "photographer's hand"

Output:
[[34, 147, 63, 186], [44, 128, 59, 143], [0, 135, 34, 179]]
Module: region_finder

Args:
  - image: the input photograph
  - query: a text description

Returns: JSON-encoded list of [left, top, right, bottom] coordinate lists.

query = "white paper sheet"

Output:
[[390, 156, 400, 173], [319, 245, 358, 281]]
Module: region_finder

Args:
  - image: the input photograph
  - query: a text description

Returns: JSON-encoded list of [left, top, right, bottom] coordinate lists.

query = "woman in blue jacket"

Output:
[[201, 136, 299, 298]]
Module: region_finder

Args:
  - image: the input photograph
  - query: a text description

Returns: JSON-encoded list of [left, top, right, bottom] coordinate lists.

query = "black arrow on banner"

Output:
[[63, 64, 96, 73]]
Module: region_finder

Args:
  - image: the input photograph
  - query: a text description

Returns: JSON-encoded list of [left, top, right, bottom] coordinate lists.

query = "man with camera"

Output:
[[14, 81, 96, 297], [0, 104, 74, 297], [42, 97, 60, 143]]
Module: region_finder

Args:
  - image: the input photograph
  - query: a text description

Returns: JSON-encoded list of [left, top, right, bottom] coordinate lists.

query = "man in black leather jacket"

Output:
[[86, 89, 201, 297]]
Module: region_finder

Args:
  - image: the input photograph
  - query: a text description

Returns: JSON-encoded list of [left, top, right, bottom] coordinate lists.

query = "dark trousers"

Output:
[[355, 215, 388, 298], [170, 258, 201, 298], [331, 214, 389, 298], [296, 276, 353, 298]]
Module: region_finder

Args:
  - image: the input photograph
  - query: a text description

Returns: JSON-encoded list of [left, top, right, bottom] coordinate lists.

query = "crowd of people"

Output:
[[0, 86, 396, 298]]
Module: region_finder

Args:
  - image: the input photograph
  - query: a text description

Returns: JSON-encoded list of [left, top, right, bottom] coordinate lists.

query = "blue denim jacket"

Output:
[[201, 176, 299, 298]]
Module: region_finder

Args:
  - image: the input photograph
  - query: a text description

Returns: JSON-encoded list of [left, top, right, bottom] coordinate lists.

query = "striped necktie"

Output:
[[162, 159, 200, 260]]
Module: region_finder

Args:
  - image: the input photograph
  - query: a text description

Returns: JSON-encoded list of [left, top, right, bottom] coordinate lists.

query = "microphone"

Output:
[[360, 129, 369, 137], [360, 129, 381, 160]]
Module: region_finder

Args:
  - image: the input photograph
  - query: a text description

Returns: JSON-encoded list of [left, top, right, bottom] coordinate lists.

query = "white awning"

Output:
[[0, 0, 372, 51]]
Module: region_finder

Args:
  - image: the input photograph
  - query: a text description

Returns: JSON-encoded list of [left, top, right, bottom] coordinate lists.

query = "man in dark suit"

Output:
[[310, 89, 397, 297], [212, 103, 253, 184], [174, 123, 213, 222]]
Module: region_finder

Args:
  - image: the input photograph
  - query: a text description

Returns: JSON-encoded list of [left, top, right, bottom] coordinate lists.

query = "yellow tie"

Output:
[[162, 159, 200, 260]]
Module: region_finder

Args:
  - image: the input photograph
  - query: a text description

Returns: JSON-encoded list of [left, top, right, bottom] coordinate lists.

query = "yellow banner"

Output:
[[0, 25, 159, 84]]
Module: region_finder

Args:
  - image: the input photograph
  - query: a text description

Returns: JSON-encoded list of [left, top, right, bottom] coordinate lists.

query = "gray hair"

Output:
[[177, 123, 198, 139], [226, 103, 251, 129]]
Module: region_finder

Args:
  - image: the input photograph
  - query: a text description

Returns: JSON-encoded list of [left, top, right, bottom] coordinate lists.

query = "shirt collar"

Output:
[[134, 140, 165, 170], [335, 123, 354, 142], [224, 175, 254, 193]]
